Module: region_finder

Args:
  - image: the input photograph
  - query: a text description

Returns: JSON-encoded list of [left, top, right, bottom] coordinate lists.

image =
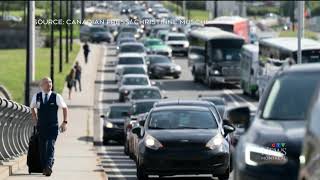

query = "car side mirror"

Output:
[[100, 115, 105, 118], [227, 106, 251, 130], [223, 120, 235, 136], [139, 120, 145, 126], [132, 127, 143, 138]]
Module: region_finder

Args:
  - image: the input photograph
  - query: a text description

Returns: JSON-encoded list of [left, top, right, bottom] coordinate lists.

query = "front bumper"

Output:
[[139, 147, 229, 175], [103, 126, 124, 141], [171, 47, 188, 54], [152, 68, 181, 77], [210, 76, 241, 84]]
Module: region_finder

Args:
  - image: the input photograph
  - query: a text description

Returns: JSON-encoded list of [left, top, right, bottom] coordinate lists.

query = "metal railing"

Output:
[[0, 97, 33, 163]]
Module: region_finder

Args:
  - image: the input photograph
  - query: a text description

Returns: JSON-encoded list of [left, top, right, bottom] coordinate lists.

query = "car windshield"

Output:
[[120, 39, 135, 44], [121, 27, 137, 33], [301, 50, 320, 63], [146, 40, 163, 46], [108, 106, 131, 119], [133, 102, 157, 115], [123, 67, 146, 75], [132, 89, 161, 100], [118, 57, 144, 65], [148, 110, 217, 129], [212, 48, 241, 61], [123, 77, 148, 85], [262, 73, 320, 120], [149, 56, 171, 64], [90, 27, 106, 33], [168, 36, 187, 41], [120, 45, 144, 53]]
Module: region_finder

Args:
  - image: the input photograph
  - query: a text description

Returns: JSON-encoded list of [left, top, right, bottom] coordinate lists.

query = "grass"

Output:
[[279, 30, 319, 40], [0, 43, 80, 103], [163, 1, 209, 20], [8, 9, 45, 18]]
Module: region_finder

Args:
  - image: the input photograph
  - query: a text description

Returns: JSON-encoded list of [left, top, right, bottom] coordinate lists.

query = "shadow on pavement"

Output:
[[158, 80, 207, 91], [97, 69, 115, 73], [101, 99, 119, 104], [95, 80, 116, 85], [102, 88, 118, 93], [78, 136, 93, 142]]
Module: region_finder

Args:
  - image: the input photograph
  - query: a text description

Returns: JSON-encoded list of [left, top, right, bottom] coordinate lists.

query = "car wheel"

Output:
[[216, 167, 230, 180], [193, 75, 199, 82], [173, 75, 180, 79], [103, 138, 109, 145], [136, 164, 148, 180], [124, 140, 129, 155]]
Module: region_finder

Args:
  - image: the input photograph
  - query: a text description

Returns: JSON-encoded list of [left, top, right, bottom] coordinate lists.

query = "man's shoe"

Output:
[[44, 167, 52, 177]]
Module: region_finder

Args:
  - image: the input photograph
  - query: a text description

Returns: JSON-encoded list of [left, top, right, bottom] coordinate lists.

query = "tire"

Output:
[[103, 138, 109, 145], [216, 167, 230, 180], [137, 164, 148, 180], [173, 75, 179, 79], [124, 140, 129, 155]]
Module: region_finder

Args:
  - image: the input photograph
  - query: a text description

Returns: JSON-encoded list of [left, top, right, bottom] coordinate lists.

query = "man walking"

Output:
[[74, 61, 82, 92], [83, 42, 90, 64], [30, 77, 68, 176]]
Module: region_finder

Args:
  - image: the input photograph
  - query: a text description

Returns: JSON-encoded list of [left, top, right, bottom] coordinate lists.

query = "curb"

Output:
[[0, 155, 27, 179]]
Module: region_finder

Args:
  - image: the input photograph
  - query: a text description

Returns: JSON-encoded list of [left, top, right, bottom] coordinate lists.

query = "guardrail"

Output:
[[0, 97, 33, 163]]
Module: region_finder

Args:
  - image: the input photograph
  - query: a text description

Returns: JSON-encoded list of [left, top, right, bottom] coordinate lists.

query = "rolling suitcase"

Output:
[[27, 127, 42, 174]]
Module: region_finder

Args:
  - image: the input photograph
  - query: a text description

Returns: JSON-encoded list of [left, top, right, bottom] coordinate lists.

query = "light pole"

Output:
[[25, 1, 30, 106], [50, 0, 54, 89], [59, 0, 62, 72], [65, 1, 69, 63], [297, 1, 304, 64]]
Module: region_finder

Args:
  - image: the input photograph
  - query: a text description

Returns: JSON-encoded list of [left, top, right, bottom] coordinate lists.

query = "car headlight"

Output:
[[134, 34, 140, 38], [206, 133, 224, 150], [144, 134, 163, 150], [214, 70, 221, 75], [105, 121, 114, 128], [244, 143, 287, 166], [183, 42, 189, 48], [174, 65, 181, 71]]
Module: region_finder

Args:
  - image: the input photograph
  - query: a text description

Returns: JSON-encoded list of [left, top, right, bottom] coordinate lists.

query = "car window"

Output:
[[133, 102, 156, 115], [148, 110, 218, 129], [132, 90, 161, 100], [262, 73, 319, 120], [108, 106, 131, 118], [120, 45, 144, 53], [123, 67, 146, 75], [168, 36, 187, 41], [149, 56, 171, 64], [118, 57, 144, 65], [123, 77, 148, 85]]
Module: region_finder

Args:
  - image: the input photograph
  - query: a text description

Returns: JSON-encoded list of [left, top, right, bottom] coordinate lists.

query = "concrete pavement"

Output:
[[4, 42, 105, 180]]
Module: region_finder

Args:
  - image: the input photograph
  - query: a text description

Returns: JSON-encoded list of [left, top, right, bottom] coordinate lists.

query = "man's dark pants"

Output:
[[39, 133, 57, 169]]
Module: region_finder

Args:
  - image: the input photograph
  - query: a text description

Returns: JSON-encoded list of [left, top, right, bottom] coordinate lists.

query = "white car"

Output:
[[117, 42, 146, 57], [165, 32, 189, 56], [118, 74, 155, 102], [115, 53, 147, 82], [117, 65, 147, 83]]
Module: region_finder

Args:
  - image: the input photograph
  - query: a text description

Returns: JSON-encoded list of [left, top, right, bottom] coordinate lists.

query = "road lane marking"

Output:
[[225, 89, 257, 111], [223, 90, 240, 107]]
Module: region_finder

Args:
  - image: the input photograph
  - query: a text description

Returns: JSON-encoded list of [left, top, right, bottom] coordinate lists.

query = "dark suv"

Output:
[[228, 64, 320, 180]]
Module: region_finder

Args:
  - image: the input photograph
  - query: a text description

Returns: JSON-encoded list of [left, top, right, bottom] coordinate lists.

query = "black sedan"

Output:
[[132, 105, 235, 180], [146, 55, 181, 79], [100, 103, 131, 144]]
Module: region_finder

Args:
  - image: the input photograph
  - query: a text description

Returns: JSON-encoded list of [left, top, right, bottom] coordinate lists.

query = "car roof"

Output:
[[152, 105, 211, 112], [131, 86, 161, 91], [120, 42, 144, 46], [118, 53, 145, 58], [122, 65, 145, 69], [259, 37, 320, 52], [109, 103, 132, 108], [154, 100, 214, 107], [281, 63, 320, 74], [132, 99, 160, 104], [122, 74, 149, 78], [167, 32, 186, 37]]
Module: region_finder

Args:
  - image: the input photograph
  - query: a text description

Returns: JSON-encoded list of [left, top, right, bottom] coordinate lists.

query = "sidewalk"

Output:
[[4, 43, 105, 180]]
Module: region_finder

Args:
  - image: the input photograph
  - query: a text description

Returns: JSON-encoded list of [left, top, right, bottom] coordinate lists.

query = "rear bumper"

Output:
[[103, 127, 124, 141], [139, 147, 229, 175]]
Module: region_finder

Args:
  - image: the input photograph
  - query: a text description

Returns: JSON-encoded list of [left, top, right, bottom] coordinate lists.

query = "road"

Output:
[[96, 43, 259, 180]]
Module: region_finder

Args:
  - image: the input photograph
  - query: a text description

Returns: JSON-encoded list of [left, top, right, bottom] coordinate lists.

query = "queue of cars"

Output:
[[99, 1, 320, 180]]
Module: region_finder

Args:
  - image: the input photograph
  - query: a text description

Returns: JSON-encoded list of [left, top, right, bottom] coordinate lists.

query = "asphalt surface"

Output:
[[96, 43, 259, 180]]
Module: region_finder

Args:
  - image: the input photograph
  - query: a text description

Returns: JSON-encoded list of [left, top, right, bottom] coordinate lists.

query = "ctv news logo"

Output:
[[261, 142, 287, 161]]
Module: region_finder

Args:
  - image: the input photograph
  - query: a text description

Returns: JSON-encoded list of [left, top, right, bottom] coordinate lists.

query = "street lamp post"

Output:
[[70, 1, 73, 51], [297, 1, 304, 64], [50, 0, 54, 90], [25, 1, 30, 106], [65, 1, 69, 63], [59, 0, 62, 72]]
